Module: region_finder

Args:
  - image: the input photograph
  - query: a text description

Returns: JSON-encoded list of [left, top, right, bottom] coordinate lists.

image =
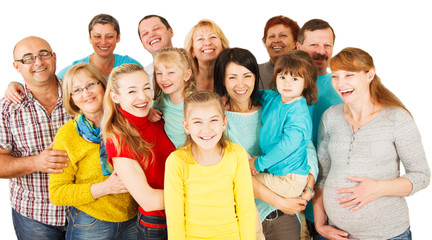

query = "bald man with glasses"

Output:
[[0, 36, 71, 240]]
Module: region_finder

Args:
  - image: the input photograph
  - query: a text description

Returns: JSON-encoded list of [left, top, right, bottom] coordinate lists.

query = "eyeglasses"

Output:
[[71, 81, 101, 97], [15, 51, 53, 64]]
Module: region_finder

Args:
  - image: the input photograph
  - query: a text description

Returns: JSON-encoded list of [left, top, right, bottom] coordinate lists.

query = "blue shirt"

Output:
[[256, 90, 311, 176], [308, 73, 342, 146], [56, 54, 142, 80], [305, 72, 342, 222]]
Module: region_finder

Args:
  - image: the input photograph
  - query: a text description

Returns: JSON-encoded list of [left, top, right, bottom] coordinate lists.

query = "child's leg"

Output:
[[254, 173, 308, 198], [256, 206, 266, 240]]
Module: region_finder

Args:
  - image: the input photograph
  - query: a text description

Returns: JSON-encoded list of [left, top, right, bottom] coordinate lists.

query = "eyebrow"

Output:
[[21, 49, 50, 58]]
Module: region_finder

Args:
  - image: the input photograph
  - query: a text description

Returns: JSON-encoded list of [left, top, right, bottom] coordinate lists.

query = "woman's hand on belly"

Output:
[[315, 224, 357, 240], [335, 176, 384, 211]]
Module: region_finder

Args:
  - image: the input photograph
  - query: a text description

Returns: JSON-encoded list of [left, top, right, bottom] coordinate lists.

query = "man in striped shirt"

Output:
[[0, 36, 71, 239]]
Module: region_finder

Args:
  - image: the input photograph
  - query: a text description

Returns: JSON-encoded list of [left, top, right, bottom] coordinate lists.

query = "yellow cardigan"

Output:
[[49, 120, 138, 222]]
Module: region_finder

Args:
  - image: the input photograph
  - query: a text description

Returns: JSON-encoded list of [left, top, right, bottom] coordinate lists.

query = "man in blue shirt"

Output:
[[296, 19, 342, 240]]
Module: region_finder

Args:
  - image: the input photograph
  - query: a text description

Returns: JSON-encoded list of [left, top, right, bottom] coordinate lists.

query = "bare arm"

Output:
[[336, 176, 413, 211], [313, 188, 355, 240], [90, 170, 128, 199], [113, 157, 164, 211], [4, 82, 24, 104], [252, 177, 307, 215], [0, 142, 69, 178]]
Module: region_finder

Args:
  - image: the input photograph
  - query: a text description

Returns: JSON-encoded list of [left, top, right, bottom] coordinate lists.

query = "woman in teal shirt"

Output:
[[214, 47, 318, 240]]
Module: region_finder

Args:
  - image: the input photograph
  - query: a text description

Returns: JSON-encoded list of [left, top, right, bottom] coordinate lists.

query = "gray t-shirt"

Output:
[[317, 104, 430, 239]]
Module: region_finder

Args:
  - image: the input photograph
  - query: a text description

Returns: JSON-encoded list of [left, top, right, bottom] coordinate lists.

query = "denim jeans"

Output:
[[12, 208, 66, 240], [66, 207, 137, 240], [137, 212, 167, 240], [388, 227, 412, 240], [312, 227, 412, 240]]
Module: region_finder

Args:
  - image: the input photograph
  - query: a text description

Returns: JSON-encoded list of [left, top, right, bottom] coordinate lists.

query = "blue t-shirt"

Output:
[[305, 72, 342, 223], [56, 53, 142, 80], [308, 72, 342, 146], [256, 90, 311, 176]]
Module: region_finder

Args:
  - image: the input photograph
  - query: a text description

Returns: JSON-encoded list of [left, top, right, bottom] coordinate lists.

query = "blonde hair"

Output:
[[62, 63, 107, 116], [101, 63, 154, 169], [153, 47, 196, 100], [183, 91, 227, 150], [330, 47, 409, 114], [184, 19, 229, 74]]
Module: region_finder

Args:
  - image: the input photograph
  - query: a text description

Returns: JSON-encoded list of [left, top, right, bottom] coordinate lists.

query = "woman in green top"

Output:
[[214, 47, 317, 240]]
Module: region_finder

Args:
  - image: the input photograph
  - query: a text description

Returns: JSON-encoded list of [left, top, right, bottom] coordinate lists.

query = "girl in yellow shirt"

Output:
[[164, 91, 256, 240]]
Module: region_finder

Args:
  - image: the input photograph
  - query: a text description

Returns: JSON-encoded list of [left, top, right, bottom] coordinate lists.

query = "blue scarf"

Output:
[[74, 114, 113, 176]]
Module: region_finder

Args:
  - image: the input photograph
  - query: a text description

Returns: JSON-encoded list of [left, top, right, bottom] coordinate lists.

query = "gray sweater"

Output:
[[317, 104, 430, 240]]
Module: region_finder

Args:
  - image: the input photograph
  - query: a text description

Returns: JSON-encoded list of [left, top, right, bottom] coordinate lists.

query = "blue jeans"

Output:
[[388, 227, 412, 240], [137, 212, 167, 240], [12, 208, 66, 240], [66, 207, 137, 240], [312, 227, 412, 240]]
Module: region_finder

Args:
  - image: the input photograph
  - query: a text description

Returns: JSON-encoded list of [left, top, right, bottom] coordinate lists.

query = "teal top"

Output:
[[153, 93, 186, 149], [305, 72, 342, 222], [56, 53, 142, 80], [256, 90, 311, 176], [226, 108, 262, 157], [226, 103, 318, 222], [226, 108, 274, 222], [308, 73, 342, 146]]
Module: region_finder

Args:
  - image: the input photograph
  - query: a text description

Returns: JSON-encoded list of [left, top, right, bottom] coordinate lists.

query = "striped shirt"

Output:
[[0, 79, 71, 226]]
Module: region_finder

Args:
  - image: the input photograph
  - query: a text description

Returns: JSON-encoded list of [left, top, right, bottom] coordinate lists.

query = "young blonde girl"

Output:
[[149, 47, 196, 149], [250, 50, 318, 205], [164, 91, 256, 240], [101, 63, 175, 240]]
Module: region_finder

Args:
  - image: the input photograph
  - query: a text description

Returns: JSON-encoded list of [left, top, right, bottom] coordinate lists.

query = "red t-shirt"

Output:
[[106, 107, 175, 217]]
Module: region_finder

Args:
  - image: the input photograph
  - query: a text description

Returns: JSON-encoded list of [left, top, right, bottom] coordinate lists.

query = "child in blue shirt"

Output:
[[250, 50, 317, 201]]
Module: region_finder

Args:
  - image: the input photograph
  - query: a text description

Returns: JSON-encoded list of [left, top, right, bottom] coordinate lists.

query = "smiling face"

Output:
[[110, 70, 153, 117], [192, 27, 223, 64], [296, 28, 334, 75], [89, 23, 120, 58], [224, 62, 255, 110], [13, 36, 57, 86], [154, 62, 191, 98], [139, 17, 173, 56], [264, 24, 296, 63], [71, 71, 104, 118], [276, 72, 305, 103], [331, 69, 374, 105], [183, 101, 227, 151]]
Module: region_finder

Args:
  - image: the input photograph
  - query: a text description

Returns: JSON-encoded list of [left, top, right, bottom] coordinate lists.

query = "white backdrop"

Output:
[[1, 0, 431, 239]]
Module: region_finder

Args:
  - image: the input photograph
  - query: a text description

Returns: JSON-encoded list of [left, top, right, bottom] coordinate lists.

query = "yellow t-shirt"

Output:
[[49, 120, 138, 222], [164, 141, 256, 240]]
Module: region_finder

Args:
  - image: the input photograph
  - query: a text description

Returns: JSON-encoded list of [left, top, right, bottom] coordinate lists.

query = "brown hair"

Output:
[[330, 47, 409, 114], [297, 19, 335, 44], [153, 47, 196, 100], [183, 91, 227, 150], [88, 14, 120, 37], [101, 63, 154, 169], [272, 50, 318, 105]]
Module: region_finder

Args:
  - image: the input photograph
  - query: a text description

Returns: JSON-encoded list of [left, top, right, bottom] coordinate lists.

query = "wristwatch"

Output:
[[304, 186, 315, 198]]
